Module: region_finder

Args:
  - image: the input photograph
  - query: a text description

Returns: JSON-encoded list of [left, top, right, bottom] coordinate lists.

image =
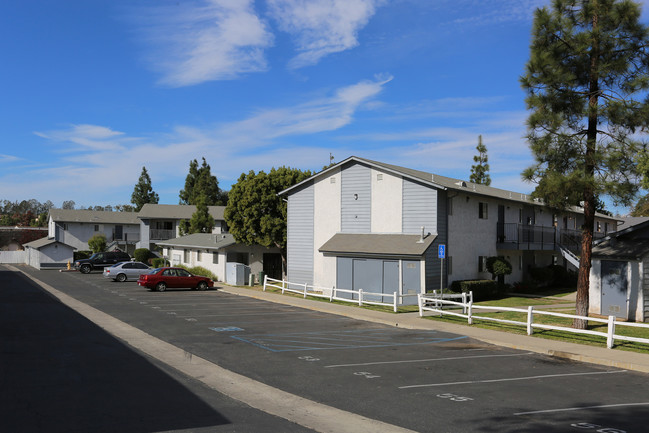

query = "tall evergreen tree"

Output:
[[469, 135, 491, 186], [224, 167, 312, 275], [131, 166, 159, 212], [180, 194, 215, 235], [179, 157, 225, 206], [521, 0, 649, 328]]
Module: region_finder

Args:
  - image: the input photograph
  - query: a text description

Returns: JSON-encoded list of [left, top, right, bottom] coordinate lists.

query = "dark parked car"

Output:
[[74, 251, 132, 274], [103, 261, 151, 282], [137, 267, 214, 292]]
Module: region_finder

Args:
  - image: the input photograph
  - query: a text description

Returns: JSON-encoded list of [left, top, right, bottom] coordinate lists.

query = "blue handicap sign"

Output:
[[438, 244, 446, 259]]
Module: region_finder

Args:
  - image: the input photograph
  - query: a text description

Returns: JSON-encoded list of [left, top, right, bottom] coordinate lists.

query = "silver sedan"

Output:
[[103, 261, 151, 282]]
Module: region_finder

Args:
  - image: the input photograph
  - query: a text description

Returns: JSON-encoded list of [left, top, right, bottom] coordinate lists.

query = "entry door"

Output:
[[601, 260, 628, 319], [402, 260, 421, 296]]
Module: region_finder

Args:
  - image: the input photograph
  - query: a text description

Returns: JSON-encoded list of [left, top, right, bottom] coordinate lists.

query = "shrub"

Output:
[[176, 264, 217, 281], [448, 279, 504, 301], [486, 256, 512, 282], [151, 258, 167, 268], [87, 233, 107, 253], [133, 248, 151, 263], [74, 250, 92, 261]]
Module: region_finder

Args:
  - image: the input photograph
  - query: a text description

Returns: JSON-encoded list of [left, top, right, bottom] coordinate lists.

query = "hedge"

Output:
[[448, 279, 504, 302]]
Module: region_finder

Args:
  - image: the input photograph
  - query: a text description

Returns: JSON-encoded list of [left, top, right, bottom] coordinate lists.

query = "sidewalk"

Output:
[[221, 285, 649, 374]]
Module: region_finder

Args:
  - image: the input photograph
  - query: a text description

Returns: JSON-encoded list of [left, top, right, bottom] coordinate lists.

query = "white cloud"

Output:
[[34, 124, 128, 152], [267, 0, 384, 68], [219, 75, 392, 143], [139, 0, 274, 86]]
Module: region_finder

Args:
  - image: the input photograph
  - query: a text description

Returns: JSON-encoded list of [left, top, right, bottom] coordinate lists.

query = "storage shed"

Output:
[[24, 237, 75, 270], [589, 220, 649, 322]]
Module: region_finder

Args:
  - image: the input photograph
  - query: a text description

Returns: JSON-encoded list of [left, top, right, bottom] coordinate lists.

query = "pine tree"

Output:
[[182, 194, 214, 234], [470, 135, 491, 186], [521, 0, 649, 328], [179, 157, 225, 206], [131, 167, 159, 212]]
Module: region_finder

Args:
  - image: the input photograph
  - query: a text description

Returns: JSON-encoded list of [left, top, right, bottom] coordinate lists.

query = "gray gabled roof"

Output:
[[49, 209, 141, 225], [138, 204, 225, 220], [156, 233, 236, 250], [592, 219, 649, 259], [319, 233, 436, 257], [24, 237, 73, 249], [279, 156, 616, 219]]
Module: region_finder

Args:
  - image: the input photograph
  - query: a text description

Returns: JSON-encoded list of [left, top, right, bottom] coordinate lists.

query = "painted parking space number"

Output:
[[436, 393, 473, 402], [570, 423, 625, 433], [298, 355, 320, 362], [354, 371, 380, 379]]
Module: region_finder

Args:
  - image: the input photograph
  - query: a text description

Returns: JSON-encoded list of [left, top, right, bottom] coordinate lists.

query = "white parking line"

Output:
[[514, 402, 649, 415], [399, 370, 627, 389], [325, 352, 532, 368]]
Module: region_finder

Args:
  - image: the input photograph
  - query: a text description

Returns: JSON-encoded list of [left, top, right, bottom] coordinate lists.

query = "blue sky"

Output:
[[2, 0, 648, 213]]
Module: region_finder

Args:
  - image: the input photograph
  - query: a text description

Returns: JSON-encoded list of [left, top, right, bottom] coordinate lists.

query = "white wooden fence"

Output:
[[263, 276, 418, 312], [418, 293, 649, 349]]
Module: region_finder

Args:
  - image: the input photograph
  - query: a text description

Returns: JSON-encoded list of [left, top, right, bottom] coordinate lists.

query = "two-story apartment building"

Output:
[[48, 209, 141, 253], [280, 156, 618, 303]]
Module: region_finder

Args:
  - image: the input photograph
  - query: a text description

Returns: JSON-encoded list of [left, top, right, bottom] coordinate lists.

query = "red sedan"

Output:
[[137, 267, 214, 292]]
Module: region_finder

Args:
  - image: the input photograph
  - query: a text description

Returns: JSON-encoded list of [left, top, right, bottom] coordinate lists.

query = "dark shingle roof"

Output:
[[155, 233, 236, 250], [49, 209, 140, 224], [138, 204, 225, 220]]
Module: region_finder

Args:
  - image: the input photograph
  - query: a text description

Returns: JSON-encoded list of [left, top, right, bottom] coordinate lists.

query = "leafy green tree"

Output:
[[62, 200, 75, 210], [87, 233, 107, 253], [224, 167, 312, 274], [180, 194, 215, 235], [630, 194, 649, 216], [470, 135, 491, 186], [486, 256, 513, 286], [131, 166, 159, 212], [179, 157, 226, 206], [133, 248, 151, 263], [520, 0, 649, 328]]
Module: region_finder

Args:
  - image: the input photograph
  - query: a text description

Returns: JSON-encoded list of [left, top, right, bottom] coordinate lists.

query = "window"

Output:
[[479, 202, 488, 219], [604, 222, 609, 234], [213, 252, 219, 264], [597, 221, 602, 232], [94, 225, 99, 232], [197, 250, 202, 261], [519, 209, 523, 223], [184, 249, 189, 263], [478, 256, 487, 272]]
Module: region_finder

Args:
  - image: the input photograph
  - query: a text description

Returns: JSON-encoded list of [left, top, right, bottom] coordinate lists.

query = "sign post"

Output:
[[438, 244, 446, 301]]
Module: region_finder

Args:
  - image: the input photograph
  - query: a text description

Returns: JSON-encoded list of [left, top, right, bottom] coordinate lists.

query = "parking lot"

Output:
[[12, 265, 649, 432]]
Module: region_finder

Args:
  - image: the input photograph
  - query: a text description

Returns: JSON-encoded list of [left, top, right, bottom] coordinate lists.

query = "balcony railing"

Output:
[[497, 223, 607, 252], [150, 229, 175, 240]]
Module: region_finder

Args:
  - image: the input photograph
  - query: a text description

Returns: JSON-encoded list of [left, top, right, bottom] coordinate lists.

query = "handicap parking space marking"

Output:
[[230, 329, 468, 352], [398, 369, 627, 389]]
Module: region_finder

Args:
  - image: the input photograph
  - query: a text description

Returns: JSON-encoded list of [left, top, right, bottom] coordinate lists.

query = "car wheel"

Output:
[[80, 265, 91, 274], [116, 273, 127, 282], [156, 282, 167, 292], [197, 281, 208, 291]]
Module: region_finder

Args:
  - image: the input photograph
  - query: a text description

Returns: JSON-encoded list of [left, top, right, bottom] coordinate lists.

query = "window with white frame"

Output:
[[184, 249, 189, 263], [212, 252, 218, 264]]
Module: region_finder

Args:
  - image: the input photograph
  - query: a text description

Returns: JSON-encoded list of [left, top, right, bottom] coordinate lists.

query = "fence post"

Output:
[[527, 306, 534, 335], [418, 294, 423, 317], [393, 291, 398, 313], [358, 289, 363, 306], [263, 274, 268, 291], [330, 286, 335, 302], [607, 315, 616, 349], [462, 292, 467, 314], [303, 282, 308, 298], [282, 280, 286, 294], [468, 300, 473, 325]]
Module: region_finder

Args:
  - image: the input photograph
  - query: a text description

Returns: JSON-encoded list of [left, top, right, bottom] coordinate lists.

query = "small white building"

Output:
[[24, 237, 75, 270], [156, 233, 282, 284], [589, 220, 649, 322]]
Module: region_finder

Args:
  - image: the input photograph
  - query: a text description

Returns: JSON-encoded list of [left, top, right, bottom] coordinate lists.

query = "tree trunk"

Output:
[[574, 5, 599, 330]]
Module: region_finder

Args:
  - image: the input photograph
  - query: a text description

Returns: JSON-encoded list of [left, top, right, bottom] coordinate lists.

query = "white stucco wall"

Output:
[[371, 168, 402, 233], [447, 193, 499, 283], [313, 169, 342, 289]]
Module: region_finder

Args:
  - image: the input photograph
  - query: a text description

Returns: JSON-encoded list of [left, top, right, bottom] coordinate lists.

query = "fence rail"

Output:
[[418, 294, 649, 349], [263, 276, 417, 312]]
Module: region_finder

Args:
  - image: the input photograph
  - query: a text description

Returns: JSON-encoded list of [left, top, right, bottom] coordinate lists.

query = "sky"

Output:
[[2, 0, 649, 213]]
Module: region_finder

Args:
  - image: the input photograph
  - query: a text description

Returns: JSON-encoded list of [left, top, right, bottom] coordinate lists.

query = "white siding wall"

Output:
[[313, 169, 341, 289], [371, 168, 402, 233]]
